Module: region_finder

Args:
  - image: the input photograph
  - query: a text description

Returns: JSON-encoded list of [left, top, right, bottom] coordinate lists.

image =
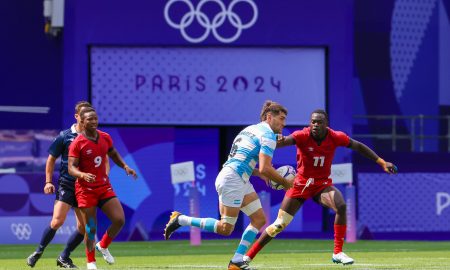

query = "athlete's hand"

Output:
[[276, 134, 285, 142], [377, 158, 398, 174], [82, 173, 96, 183], [44, 182, 55, 194], [384, 162, 398, 174], [124, 166, 138, 180]]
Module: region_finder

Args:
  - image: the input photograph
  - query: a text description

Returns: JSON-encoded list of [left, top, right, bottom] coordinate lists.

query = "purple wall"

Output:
[[0, 0, 63, 129]]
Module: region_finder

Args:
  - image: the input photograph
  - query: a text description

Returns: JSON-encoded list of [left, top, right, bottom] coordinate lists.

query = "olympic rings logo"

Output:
[[164, 0, 258, 43], [10, 223, 32, 240], [173, 167, 188, 176]]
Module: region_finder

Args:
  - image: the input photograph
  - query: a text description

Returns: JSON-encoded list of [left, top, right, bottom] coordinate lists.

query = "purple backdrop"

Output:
[[63, 0, 353, 161], [359, 173, 450, 232]]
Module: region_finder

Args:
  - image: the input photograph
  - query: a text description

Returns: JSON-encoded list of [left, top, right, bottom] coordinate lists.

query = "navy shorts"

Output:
[[55, 179, 78, 208]]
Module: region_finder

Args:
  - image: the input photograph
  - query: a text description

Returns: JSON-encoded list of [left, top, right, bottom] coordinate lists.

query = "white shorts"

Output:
[[215, 166, 255, 208]]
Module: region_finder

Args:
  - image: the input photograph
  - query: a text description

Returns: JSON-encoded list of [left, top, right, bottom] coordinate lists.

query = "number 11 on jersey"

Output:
[[313, 156, 325, 167]]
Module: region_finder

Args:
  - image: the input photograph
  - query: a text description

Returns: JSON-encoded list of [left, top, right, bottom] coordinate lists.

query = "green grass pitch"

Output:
[[1, 239, 449, 269]]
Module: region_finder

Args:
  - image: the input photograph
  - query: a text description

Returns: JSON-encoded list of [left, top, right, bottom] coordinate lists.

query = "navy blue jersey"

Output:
[[48, 124, 78, 184]]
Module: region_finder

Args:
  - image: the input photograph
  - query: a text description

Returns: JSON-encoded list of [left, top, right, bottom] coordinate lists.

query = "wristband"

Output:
[[376, 158, 386, 167]]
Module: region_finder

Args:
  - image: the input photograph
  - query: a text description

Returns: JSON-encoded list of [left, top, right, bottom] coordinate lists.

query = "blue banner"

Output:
[[0, 216, 76, 244]]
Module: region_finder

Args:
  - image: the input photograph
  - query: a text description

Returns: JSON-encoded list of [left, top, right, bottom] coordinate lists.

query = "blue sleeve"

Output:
[[48, 132, 64, 158], [259, 132, 276, 158]]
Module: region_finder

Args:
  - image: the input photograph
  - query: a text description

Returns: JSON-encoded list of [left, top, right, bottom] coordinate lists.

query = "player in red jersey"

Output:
[[68, 108, 137, 270], [244, 109, 397, 266]]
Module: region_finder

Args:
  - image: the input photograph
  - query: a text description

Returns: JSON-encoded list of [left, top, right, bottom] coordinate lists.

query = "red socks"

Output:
[[246, 241, 263, 259], [334, 224, 347, 254], [86, 248, 95, 263], [100, 232, 113, 249]]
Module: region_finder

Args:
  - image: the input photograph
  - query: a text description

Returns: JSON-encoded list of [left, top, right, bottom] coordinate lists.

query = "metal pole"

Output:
[[447, 116, 450, 153], [392, 115, 396, 151], [419, 114, 424, 152], [411, 117, 415, 152]]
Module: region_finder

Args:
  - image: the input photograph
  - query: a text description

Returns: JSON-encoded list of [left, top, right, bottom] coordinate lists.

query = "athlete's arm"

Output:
[[68, 156, 96, 182], [259, 153, 293, 190], [107, 147, 138, 179], [348, 138, 398, 174], [252, 168, 268, 182], [276, 135, 296, 148], [44, 154, 57, 194], [105, 157, 110, 175]]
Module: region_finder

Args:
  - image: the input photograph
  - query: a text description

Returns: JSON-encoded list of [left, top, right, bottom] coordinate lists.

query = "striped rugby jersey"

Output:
[[223, 122, 277, 182]]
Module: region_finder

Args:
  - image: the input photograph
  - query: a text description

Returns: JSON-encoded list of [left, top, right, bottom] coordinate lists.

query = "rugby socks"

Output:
[[36, 226, 57, 253], [231, 224, 259, 263], [334, 224, 347, 254], [86, 247, 96, 263], [245, 237, 265, 259], [60, 231, 84, 259], [99, 232, 113, 248], [178, 215, 218, 233]]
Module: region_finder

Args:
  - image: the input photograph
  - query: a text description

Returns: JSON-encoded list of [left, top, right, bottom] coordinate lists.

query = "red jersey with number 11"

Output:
[[291, 127, 350, 180], [68, 129, 113, 188]]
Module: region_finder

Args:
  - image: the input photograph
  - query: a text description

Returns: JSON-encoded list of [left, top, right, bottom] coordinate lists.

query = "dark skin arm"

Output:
[[348, 138, 397, 174], [68, 156, 96, 182], [108, 147, 138, 179], [276, 135, 296, 148], [277, 135, 397, 174]]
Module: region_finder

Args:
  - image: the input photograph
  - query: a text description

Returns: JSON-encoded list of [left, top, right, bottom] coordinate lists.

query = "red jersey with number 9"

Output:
[[291, 127, 350, 180], [68, 129, 113, 188]]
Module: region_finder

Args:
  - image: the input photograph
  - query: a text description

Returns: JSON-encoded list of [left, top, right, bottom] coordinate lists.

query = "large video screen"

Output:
[[90, 47, 326, 125]]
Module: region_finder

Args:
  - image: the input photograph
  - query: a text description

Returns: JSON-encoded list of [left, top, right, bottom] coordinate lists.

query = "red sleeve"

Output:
[[68, 138, 80, 158], [290, 128, 308, 145], [333, 130, 350, 147], [104, 132, 113, 150]]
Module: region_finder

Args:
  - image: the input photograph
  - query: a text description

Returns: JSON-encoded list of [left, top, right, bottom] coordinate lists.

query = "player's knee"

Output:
[[336, 203, 346, 216], [217, 222, 234, 236], [113, 216, 125, 228], [242, 199, 265, 228], [217, 215, 237, 236], [251, 213, 266, 229], [265, 209, 293, 238], [50, 218, 65, 229], [77, 223, 86, 234]]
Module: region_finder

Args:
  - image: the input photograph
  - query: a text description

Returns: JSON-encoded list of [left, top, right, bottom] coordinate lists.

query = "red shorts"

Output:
[[285, 176, 333, 200], [75, 181, 117, 208]]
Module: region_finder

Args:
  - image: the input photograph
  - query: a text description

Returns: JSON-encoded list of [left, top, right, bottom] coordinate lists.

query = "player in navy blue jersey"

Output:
[[27, 101, 95, 268]]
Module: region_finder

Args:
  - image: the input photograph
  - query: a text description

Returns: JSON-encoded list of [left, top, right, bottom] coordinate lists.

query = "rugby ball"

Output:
[[269, 165, 296, 190]]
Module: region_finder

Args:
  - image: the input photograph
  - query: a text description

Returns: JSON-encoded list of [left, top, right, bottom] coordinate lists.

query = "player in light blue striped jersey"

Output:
[[164, 100, 294, 270]]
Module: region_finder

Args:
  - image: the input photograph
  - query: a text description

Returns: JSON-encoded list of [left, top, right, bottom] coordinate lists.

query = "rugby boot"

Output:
[[164, 211, 182, 240]]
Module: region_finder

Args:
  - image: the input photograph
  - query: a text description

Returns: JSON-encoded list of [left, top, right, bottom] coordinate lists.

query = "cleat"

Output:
[[86, 262, 97, 270], [164, 211, 182, 240], [228, 260, 255, 270], [26, 251, 42, 267], [95, 242, 115, 264], [243, 255, 252, 263], [332, 252, 354, 265], [56, 256, 78, 268]]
